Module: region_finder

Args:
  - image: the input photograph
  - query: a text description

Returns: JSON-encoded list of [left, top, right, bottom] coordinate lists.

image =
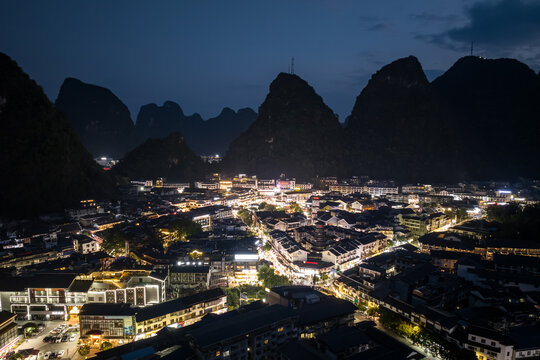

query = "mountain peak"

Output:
[[269, 72, 316, 98], [223, 73, 344, 178], [113, 131, 204, 182], [369, 55, 427, 87], [55, 77, 135, 158], [218, 107, 236, 116]]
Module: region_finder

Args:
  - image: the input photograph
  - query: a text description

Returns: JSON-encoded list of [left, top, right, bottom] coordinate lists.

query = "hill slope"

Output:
[[0, 53, 116, 218], [345, 56, 540, 181], [223, 73, 345, 179], [112, 132, 205, 181], [55, 77, 138, 158]]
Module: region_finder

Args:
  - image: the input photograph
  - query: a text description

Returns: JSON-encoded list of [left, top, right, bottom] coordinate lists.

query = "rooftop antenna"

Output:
[[470, 41, 474, 56], [291, 57, 295, 75]]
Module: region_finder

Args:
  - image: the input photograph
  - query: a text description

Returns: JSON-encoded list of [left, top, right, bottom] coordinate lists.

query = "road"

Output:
[[15, 321, 81, 360]]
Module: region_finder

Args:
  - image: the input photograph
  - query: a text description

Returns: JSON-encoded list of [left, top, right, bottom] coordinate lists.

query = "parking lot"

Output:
[[14, 321, 81, 360]]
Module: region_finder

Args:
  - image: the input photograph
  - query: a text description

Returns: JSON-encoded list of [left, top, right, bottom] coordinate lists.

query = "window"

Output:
[[481, 339, 485, 344], [277, 327, 284, 332], [471, 336, 476, 341], [491, 341, 496, 346]]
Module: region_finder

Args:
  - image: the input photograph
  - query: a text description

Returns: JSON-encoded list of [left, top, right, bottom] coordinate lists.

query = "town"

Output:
[[0, 174, 538, 360]]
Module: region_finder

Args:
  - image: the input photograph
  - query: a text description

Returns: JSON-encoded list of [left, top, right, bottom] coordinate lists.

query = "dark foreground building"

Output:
[[91, 286, 421, 360]]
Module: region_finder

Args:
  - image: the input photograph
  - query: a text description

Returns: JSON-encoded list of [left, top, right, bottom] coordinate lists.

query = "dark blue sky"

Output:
[[2, 0, 539, 120]]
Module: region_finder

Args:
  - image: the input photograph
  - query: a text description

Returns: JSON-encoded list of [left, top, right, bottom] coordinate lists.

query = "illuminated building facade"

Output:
[[0, 311, 18, 358], [0, 273, 91, 321], [134, 288, 227, 339], [87, 270, 167, 307]]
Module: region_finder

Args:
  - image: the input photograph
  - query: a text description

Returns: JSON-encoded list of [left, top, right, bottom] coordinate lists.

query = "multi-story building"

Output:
[[210, 253, 260, 285], [269, 230, 308, 264], [399, 212, 449, 238], [91, 286, 361, 360], [80, 288, 227, 343], [187, 304, 298, 359], [0, 273, 91, 321], [232, 175, 258, 189], [364, 185, 399, 197], [266, 286, 356, 338], [257, 179, 276, 191], [134, 288, 227, 339], [329, 184, 364, 195], [0, 311, 19, 358], [189, 206, 233, 230], [79, 303, 136, 343], [73, 235, 101, 254], [168, 265, 211, 294], [195, 181, 219, 190], [87, 270, 166, 307], [276, 179, 296, 191]]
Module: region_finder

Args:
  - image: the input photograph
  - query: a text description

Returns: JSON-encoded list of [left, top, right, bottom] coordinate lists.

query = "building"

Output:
[[73, 235, 101, 254], [210, 253, 260, 285], [0, 311, 18, 358], [134, 288, 227, 339], [399, 212, 449, 238], [80, 289, 227, 343], [79, 303, 136, 343], [88, 270, 167, 307], [328, 184, 364, 195], [168, 265, 211, 294], [462, 325, 514, 360], [232, 175, 258, 189], [266, 286, 356, 338], [0, 273, 91, 321]]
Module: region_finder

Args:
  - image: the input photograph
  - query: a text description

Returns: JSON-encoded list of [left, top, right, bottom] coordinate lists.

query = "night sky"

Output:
[[2, 0, 540, 121]]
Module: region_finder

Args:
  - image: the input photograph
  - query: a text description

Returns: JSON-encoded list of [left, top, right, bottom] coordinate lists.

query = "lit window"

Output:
[[277, 327, 284, 332]]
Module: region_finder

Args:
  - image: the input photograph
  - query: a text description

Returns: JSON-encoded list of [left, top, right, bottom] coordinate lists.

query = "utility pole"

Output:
[[291, 57, 295, 74], [470, 41, 474, 56]]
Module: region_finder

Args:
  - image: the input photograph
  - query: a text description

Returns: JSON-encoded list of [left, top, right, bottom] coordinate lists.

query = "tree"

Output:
[[100, 341, 113, 351], [101, 224, 128, 255], [225, 288, 240, 309], [7, 353, 24, 360], [486, 203, 540, 242], [238, 208, 253, 226], [261, 242, 272, 252], [23, 322, 37, 337], [167, 219, 202, 243], [258, 202, 277, 211], [78, 345, 91, 356], [289, 202, 302, 213], [366, 306, 380, 317], [257, 264, 290, 288]]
